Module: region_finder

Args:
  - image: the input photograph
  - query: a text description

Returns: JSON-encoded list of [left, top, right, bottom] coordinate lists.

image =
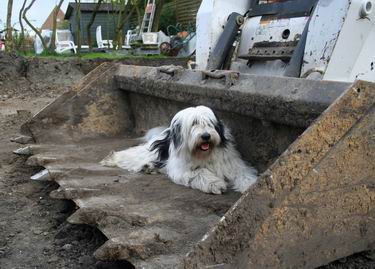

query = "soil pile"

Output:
[[0, 52, 85, 100]]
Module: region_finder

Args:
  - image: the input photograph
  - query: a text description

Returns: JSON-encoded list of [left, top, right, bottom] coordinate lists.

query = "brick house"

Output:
[[41, 8, 66, 30]]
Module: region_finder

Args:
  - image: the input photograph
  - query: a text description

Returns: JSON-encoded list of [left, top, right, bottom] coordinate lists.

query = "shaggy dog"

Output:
[[100, 106, 257, 194]]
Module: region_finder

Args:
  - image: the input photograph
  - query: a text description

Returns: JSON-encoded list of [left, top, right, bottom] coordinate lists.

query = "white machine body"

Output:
[[196, 0, 251, 70], [195, 0, 375, 83]]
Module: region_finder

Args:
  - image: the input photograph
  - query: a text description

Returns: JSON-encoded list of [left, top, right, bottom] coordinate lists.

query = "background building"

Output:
[[64, 2, 131, 46], [41, 8, 66, 30], [64, 0, 203, 46]]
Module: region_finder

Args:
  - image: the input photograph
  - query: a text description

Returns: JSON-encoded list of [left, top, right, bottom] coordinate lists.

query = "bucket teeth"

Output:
[[10, 135, 34, 144], [26, 155, 59, 166], [67, 207, 108, 225], [94, 228, 179, 262], [50, 187, 102, 200], [67, 205, 154, 228], [13, 144, 46, 156], [133, 255, 181, 269], [13, 146, 33, 155], [94, 237, 148, 261], [30, 169, 51, 181]]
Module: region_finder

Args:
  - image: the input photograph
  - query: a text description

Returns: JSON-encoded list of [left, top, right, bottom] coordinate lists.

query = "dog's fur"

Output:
[[100, 106, 257, 194]]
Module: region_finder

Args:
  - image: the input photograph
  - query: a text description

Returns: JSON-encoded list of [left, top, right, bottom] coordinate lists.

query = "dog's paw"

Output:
[[208, 180, 227, 195], [188, 169, 228, 194], [141, 163, 158, 174]]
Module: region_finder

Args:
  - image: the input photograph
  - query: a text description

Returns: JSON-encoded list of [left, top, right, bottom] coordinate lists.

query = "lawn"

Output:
[[23, 51, 174, 60]]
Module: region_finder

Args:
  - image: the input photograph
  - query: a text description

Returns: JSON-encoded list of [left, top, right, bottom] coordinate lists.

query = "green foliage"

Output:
[[159, 1, 177, 34]]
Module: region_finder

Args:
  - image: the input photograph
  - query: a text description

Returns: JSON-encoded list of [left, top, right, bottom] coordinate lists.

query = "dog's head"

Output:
[[151, 106, 229, 166], [170, 106, 228, 159]]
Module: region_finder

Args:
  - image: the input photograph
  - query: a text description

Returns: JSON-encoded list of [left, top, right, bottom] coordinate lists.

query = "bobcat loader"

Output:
[[13, 0, 375, 268]]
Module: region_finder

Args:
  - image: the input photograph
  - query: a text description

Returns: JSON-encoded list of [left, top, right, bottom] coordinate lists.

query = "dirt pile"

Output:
[[0, 54, 104, 268], [0, 52, 86, 100]]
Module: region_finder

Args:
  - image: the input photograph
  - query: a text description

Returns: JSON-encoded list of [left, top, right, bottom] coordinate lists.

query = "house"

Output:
[[64, 2, 133, 46], [64, 1, 202, 46], [176, 0, 202, 27], [41, 8, 66, 30]]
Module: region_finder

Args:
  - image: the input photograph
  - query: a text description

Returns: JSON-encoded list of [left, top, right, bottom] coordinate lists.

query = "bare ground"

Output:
[[0, 52, 374, 269], [0, 53, 133, 269], [0, 53, 106, 268]]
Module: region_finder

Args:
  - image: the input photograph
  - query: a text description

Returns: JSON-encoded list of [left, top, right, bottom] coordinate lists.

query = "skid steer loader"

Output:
[[13, 0, 375, 268]]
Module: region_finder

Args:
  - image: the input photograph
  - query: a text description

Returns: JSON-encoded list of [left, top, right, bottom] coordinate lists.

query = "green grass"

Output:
[[22, 51, 177, 60]]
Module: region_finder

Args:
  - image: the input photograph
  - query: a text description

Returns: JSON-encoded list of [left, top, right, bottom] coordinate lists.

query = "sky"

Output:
[[0, 0, 94, 30]]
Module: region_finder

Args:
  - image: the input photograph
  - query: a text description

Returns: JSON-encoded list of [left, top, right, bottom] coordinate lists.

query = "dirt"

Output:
[[0, 52, 374, 269], [0, 53, 134, 269], [0, 101, 104, 269]]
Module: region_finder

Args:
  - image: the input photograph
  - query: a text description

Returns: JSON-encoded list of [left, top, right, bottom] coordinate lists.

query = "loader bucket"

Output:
[[17, 63, 374, 268]]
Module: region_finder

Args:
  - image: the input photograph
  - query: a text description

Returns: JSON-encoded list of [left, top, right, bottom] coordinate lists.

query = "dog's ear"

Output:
[[150, 129, 171, 168], [171, 122, 182, 149], [213, 113, 228, 146]]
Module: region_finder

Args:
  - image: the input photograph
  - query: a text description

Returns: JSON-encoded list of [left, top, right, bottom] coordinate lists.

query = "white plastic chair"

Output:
[[55, 30, 77, 54], [124, 29, 138, 49], [96, 25, 113, 49]]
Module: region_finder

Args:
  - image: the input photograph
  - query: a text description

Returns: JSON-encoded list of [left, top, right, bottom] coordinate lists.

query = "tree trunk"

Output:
[[5, 0, 14, 52], [50, 0, 65, 51], [151, 0, 165, 32], [115, 4, 136, 50], [74, 0, 82, 54], [114, 0, 127, 50], [23, 0, 49, 52], [135, 3, 142, 32], [17, 0, 27, 53], [133, 0, 145, 35], [86, 0, 103, 51]]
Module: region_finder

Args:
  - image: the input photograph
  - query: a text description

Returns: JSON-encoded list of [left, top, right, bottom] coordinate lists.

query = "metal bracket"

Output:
[[247, 0, 318, 19], [157, 65, 184, 77], [201, 70, 240, 87]]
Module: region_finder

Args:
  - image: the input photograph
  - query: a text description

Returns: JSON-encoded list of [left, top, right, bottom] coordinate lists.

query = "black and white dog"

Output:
[[101, 106, 257, 194]]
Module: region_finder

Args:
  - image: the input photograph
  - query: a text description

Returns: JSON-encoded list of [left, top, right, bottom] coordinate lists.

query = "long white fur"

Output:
[[100, 106, 257, 194]]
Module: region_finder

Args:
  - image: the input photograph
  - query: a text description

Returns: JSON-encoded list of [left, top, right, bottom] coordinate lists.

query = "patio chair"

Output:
[[55, 30, 77, 54], [55, 30, 89, 53], [124, 29, 138, 49], [96, 26, 113, 49]]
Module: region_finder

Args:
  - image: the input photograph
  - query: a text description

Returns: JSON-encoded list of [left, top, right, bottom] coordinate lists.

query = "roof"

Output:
[[65, 2, 122, 19], [176, 0, 202, 26], [42, 8, 65, 30]]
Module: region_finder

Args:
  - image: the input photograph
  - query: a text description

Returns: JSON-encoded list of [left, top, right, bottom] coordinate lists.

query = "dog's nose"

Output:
[[201, 133, 211, 141]]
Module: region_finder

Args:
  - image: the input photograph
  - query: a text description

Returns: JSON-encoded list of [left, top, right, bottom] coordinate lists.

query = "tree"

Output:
[[17, 0, 27, 53], [115, 1, 139, 49], [23, 0, 49, 52], [151, 0, 165, 32], [135, 2, 142, 30], [5, 0, 14, 52], [74, 0, 81, 53], [86, 0, 103, 51], [50, 0, 65, 51], [114, 0, 128, 49]]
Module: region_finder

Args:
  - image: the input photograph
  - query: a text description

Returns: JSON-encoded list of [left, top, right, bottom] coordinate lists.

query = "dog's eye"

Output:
[[192, 119, 199, 126]]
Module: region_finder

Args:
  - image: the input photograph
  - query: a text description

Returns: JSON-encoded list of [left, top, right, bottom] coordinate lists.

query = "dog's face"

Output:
[[170, 106, 227, 159]]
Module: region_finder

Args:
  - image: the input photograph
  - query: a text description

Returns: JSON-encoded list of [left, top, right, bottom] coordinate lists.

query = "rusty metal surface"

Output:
[[18, 64, 374, 268], [22, 138, 239, 268], [23, 62, 134, 143], [115, 65, 349, 128], [182, 81, 375, 268]]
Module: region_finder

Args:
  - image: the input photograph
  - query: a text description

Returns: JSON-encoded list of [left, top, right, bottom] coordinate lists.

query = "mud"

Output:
[[0, 53, 130, 269], [0, 52, 374, 268], [0, 99, 107, 269]]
